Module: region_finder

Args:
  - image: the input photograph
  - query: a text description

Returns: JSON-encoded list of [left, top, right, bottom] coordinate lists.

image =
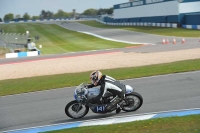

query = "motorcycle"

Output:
[[65, 82, 143, 119]]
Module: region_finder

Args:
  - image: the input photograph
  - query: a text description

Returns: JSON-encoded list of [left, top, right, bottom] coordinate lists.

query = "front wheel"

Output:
[[122, 92, 143, 112], [65, 100, 89, 119]]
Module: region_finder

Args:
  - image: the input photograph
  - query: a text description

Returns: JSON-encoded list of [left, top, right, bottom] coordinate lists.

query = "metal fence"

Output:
[[0, 33, 27, 54]]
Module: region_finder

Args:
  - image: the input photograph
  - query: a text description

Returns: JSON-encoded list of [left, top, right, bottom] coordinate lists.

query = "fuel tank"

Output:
[[87, 88, 100, 99]]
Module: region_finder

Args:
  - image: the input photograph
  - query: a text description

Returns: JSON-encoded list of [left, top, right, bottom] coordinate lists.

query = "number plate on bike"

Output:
[[95, 106, 105, 112]]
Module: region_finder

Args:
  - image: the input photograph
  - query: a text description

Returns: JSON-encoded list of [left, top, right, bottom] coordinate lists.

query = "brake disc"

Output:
[[71, 104, 83, 112], [125, 98, 135, 107]]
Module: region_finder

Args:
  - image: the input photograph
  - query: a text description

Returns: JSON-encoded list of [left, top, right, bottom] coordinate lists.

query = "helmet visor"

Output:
[[90, 76, 97, 85]]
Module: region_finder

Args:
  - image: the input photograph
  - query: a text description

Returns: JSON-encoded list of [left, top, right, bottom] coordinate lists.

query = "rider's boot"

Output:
[[116, 104, 122, 114], [116, 100, 126, 114]]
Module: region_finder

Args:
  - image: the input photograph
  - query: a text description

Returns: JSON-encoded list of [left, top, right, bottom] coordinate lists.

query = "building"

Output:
[[103, 0, 200, 26]]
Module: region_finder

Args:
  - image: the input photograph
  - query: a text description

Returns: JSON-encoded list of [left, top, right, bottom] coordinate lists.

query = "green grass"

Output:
[[0, 47, 9, 55], [44, 114, 200, 133], [0, 58, 200, 96], [0, 23, 134, 55], [78, 20, 200, 37]]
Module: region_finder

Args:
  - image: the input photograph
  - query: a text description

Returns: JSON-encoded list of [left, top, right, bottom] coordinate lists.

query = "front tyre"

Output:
[[122, 92, 143, 112], [65, 100, 89, 119]]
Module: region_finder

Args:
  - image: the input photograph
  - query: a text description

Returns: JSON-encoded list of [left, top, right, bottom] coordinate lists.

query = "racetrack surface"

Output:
[[0, 71, 200, 132], [0, 22, 200, 132]]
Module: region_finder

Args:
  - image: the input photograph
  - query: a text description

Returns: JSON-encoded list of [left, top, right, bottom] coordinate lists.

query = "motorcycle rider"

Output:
[[87, 70, 126, 113]]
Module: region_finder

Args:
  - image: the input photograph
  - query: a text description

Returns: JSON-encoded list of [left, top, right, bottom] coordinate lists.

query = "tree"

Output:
[[32, 16, 40, 20], [40, 10, 54, 19], [40, 10, 46, 18], [82, 8, 98, 16], [68, 12, 74, 18], [97, 8, 113, 15], [4, 13, 14, 21], [23, 13, 31, 20], [0, 18, 2, 22], [54, 9, 69, 18], [46, 11, 54, 18], [107, 8, 113, 14], [15, 14, 21, 19]]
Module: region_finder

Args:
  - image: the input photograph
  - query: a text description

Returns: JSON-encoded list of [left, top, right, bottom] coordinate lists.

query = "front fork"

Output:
[[75, 103, 83, 113], [75, 97, 89, 113]]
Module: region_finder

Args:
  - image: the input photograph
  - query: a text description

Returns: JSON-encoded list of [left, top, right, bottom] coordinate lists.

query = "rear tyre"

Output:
[[122, 92, 143, 112], [65, 100, 89, 119]]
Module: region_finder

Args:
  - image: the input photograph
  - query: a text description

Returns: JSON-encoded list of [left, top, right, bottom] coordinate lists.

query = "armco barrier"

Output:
[[5, 50, 40, 58], [0, 18, 97, 25], [96, 20, 177, 28], [182, 25, 200, 30], [3, 108, 200, 133]]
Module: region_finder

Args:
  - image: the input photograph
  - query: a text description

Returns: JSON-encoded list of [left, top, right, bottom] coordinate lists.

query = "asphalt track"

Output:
[[0, 71, 200, 132], [0, 22, 200, 132]]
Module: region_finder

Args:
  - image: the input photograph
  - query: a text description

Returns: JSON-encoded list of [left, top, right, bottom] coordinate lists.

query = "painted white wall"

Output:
[[114, 1, 179, 19], [179, 1, 200, 13], [5, 53, 18, 58], [27, 51, 38, 56]]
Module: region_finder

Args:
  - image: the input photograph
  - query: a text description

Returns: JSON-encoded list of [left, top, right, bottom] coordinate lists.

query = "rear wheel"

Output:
[[122, 92, 143, 112], [65, 100, 89, 119]]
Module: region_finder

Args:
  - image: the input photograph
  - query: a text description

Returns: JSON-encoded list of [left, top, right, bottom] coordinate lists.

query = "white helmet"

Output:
[[90, 70, 102, 85]]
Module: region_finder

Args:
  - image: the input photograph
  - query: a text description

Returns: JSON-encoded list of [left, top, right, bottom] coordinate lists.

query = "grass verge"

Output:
[[43, 114, 200, 133], [78, 20, 200, 37], [0, 59, 200, 96], [0, 23, 134, 55]]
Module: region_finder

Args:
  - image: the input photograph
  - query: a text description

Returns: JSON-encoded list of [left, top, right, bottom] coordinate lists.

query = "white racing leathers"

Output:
[[87, 75, 125, 110]]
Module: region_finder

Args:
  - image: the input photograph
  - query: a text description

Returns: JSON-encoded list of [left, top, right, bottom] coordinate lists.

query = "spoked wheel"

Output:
[[122, 92, 143, 112], [65, 100, 89, 119]]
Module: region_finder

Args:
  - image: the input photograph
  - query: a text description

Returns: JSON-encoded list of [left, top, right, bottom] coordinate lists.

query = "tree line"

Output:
[[1, 8, 113, 22]]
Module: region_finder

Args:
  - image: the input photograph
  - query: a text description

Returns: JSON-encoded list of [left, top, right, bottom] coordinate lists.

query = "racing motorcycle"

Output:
[[65, 83, 143, 119]]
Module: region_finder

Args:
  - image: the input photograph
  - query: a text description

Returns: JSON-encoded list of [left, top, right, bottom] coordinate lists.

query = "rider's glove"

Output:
[[84, 85, 88, 89]]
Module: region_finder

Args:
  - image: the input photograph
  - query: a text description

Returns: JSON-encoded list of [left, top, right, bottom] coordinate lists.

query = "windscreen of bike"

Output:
[[75, 83, 87, 95]]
